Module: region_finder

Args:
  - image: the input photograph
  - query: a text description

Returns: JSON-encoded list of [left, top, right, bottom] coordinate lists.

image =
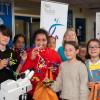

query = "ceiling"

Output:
[[14, 0, 100, 8], [1, 0, 100, 9], [65, 0, 100, 9]]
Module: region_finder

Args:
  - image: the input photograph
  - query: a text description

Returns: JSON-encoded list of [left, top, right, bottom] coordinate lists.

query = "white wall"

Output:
[[72, 7, 96, 42]]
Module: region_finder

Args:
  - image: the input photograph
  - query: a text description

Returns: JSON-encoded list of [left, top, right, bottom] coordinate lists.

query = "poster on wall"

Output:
[[40, 0, 68, 50], [96, 13, 100, 40], [0, 1, 13, 31]]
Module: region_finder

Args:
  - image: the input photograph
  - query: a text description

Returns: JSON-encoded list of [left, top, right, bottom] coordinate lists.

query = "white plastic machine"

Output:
[[0, 69, 34, 100]]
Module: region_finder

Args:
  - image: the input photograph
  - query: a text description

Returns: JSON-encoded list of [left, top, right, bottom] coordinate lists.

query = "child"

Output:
[[48, 36, 56, 50], [17, 29, 61, 100], [0, 25, 18, 84], [51, 41, 89, 100], [12, 33, 26, 64], [58, 28, 78, 61], [79, 43, 87, 63], [86, 39, 100, 85]]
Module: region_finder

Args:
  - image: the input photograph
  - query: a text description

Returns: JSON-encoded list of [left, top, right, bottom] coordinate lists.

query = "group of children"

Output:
[[0, 24, 100, 100], [51, 39, 100, 100]]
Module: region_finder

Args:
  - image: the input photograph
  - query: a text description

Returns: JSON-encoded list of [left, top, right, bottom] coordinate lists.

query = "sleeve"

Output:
[[79, 63, 89, 100], [51, 64, 62, 92], [21, 49, 38, 72], [48, 49, 62, 80]]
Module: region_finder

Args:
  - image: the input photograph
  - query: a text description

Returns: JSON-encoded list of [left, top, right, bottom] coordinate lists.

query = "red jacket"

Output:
[[21, 47, 61, 94]]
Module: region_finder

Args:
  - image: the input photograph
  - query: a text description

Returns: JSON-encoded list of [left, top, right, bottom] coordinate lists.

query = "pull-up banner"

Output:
[[40, 0, 68, 49]]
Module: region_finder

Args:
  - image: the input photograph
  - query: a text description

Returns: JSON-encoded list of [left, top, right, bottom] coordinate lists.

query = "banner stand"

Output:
[[40, 0, 68, 50]]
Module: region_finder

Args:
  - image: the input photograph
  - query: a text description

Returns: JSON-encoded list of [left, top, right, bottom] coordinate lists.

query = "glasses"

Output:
[[89, 46, 100, 49]]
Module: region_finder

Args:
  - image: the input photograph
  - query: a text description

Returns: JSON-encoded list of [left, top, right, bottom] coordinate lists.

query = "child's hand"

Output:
[[0, 59, 9, 70], [43, 78, 54, 87], [21, 51, 27, 62], [88, 82, 95, 88], [31, 48, 39, 60]]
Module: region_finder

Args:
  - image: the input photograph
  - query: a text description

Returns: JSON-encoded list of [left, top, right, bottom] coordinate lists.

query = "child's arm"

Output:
[[50, 64, 62, 92], [16, 50, 27, 73], [79, 64, 89, 100]]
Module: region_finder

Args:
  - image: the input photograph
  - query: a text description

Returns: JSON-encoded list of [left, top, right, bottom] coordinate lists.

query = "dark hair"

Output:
[[48, 36, 56, 41], [86, 39, 100, 59], [79, 43, 87, 48], [64, 41, 79, 50], [87, 39, 100, 47], [33, 28, 49, 44], [0, 25, 12, 37], [13, 33, 25, 44]]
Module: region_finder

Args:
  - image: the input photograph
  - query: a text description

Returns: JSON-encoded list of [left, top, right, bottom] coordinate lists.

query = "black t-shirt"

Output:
[[0, 47, 18, 84]]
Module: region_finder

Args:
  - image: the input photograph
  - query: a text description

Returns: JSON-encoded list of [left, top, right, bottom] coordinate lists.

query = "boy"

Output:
[[51, 41, 89, 100], [0, 25, 18, 84]]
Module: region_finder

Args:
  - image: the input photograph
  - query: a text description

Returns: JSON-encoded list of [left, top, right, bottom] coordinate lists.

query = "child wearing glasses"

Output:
[[86, 39, 100, 86], [51, 41, 89, 100]]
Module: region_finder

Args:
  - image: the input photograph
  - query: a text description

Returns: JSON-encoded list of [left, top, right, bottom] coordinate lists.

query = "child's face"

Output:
[[64, 44, 78, 60], [35, 34, 47, 49], [88, 41, 100, 58], [79, 47, 87, 58], [64, 31, 76, 42], [15, 37, 25, 49], [0, 32, 10, 46], [48, 37, 56, 50]]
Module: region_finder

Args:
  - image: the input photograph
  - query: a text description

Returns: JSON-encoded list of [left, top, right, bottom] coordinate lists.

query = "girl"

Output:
[[13, 34, 26, 64], [86, 39, 100, 84], [58, 28, 78, 61], [17, 28, 61, 100], [48, 36, 56, 50]]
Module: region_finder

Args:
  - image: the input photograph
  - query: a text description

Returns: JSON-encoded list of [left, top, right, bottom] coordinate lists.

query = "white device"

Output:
[[0, 69, 34, 100]]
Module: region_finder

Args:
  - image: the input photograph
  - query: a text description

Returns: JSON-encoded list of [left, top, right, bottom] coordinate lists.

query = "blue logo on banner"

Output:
[[49, 18, 64, 39]]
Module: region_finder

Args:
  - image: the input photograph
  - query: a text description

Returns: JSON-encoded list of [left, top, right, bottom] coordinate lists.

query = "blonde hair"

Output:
[[63, 28, 78, 45]]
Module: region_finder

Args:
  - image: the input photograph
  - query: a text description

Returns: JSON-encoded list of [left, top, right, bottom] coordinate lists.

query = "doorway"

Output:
[[75, 18, 86, 43]]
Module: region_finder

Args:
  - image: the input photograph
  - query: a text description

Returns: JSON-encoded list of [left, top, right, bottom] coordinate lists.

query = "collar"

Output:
[[89, 59, 100, 65]]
